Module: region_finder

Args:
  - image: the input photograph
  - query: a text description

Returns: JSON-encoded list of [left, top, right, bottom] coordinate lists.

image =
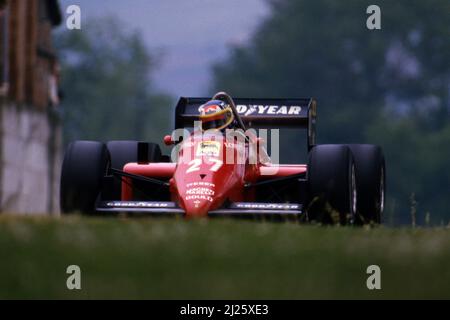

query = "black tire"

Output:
[[60, 141, 109, 214], [347, 144, 385, 224], [307, 144, 357, 225], [106, 141, 162, 199]]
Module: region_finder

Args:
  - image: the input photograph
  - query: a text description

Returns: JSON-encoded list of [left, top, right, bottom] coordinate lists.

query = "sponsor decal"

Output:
[[185, 182, 215, 203], [233, 203, 300, 210], [186, 187, 215, 196], [236, 105, 302, 116], [105, 201, 172, 208], [186, 182, 215, 188], [196, 141, 221, 157], [185, 195, 213, 202]]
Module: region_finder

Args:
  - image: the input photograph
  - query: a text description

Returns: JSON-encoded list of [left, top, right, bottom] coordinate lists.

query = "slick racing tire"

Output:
[[307, 144, 357, 225], [60, 141, 110, 214], [347, 144, 385, 224], [106, 141, 162, 199]]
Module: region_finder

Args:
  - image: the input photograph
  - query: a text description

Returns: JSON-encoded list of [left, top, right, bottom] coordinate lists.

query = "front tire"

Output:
[[347, 144, 385, 224], [60, 141, 109, 214], [307, 144, 357, 225]]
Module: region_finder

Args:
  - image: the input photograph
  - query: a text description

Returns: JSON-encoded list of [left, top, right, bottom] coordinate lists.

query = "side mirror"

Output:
[[163, 135, 174, 145]]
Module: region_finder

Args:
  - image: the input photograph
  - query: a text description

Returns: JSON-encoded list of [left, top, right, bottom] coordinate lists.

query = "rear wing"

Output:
[[175, 97, 317, 150]]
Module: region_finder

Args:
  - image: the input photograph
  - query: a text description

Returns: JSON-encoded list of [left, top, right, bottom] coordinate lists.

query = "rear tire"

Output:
[[106, 141, 162, 199], [307, 144, 356, 225], [60, 141, 109, 214], [347, 144, 385, 224]]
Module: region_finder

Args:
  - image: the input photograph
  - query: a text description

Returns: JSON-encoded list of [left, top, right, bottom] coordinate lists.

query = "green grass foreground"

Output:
[[1, 215, 450, 299]]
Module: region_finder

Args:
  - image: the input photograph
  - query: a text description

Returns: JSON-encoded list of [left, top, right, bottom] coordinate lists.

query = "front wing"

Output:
[[96, 201, 303, 219]]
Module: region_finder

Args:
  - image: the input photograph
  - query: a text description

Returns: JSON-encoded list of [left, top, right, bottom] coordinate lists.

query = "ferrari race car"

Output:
[[60, 92, 385, 224]]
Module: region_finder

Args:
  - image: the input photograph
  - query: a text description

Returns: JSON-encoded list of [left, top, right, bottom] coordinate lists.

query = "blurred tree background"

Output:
[[213, 0, 450, 225], [55, 18, 172, 144]]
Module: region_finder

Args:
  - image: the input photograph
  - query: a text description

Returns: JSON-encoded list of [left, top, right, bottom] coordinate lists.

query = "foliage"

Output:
[[213, 0, 450, 224], [55, 17, 172, 145]]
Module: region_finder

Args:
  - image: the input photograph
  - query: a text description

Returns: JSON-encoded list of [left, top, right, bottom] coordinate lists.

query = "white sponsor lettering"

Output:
[[288, 106, 302, 115], [186, 182, 215, 188], [267, 106, 277, 114], [236, 105, 302, 116], [235, 203, 300, 210], [258, 105, 269, 114], [276, 106, 287, 114], [106, 202, 170, 208], [185, 195, 213, 202], [186, 187, 215, 196]]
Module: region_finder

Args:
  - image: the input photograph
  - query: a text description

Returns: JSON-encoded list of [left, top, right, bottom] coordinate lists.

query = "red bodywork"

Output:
[[121, 131, 306, 217]]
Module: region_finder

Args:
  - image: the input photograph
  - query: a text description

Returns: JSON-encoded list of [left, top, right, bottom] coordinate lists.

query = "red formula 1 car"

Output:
[[60, 92, 385, 224]]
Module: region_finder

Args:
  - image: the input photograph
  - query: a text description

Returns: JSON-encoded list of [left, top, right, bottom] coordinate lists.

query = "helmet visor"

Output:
[[200, 107, 234, 131]]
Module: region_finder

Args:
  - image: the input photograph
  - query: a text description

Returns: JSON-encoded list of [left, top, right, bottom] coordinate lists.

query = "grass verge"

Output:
[[1, 215, 449, 299]]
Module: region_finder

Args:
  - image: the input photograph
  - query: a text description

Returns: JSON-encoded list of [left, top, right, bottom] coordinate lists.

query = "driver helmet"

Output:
[[198, 99, 234, 131]]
